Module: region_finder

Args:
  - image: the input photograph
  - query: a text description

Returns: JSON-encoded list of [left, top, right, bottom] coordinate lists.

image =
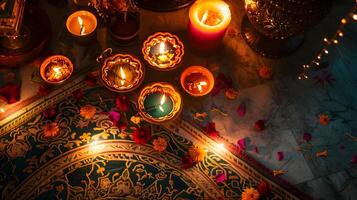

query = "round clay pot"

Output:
[[109, 12, 140, 45]]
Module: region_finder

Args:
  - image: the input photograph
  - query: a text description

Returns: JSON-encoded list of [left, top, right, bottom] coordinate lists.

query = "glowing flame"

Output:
[[159, 42, 166, 54], [120, 67, 126, 86], [197, 81, 207, 92], [78, 16, 85, 35], [201, 10, 208, 24], [52, 66, 62, 78], [159, 94, 166, 112]]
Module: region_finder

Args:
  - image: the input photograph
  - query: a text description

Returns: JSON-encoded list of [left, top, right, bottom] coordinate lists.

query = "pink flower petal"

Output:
[[277, 151, 284, 161], [236, 102, 246, 117], [108, 110, 121, 124], [215, 172, 226, 184], [303, 132, 312, 142], [237, 138, 246, 150]]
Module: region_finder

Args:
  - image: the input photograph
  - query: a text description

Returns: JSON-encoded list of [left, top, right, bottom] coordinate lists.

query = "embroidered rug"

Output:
[[0, 81, 307, 200]]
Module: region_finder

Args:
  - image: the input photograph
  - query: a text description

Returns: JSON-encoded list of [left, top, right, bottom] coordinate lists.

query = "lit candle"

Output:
[[66, 10, 97, 42], [188, 0, 231, 52], [100, 53, 145, 93], [142, 32, 184, 71], [180, 66, 215, 96], [40, 55, 74, 84], [138, 82, 182, 123]]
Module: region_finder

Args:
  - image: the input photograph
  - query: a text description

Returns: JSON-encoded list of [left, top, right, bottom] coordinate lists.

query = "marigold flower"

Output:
[[241, 187, 260, 200], [152, 137, 168, 152], [188, 146, 206, 163], [43, 122, 60, 138], [80, 105, 96, 119], [319, 114, 330, 125]]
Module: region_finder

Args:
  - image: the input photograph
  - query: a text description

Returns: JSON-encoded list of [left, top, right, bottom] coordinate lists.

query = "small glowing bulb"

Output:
[[324, 49, 329, 54], [317, 55, 321, 59], [338, 32, 344, 37], [341, 18, 347, 24], [323, 38, 328, 42], [333, 39, 338, 44], [315, 62, 320, 66], [352, 14, 357, 21]]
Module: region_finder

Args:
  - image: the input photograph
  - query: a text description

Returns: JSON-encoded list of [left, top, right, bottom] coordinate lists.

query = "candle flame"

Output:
[[201, 10, 209, 24], [197, 81, 207, 92], [120, 67, 126, 86], [159, 42, 166, 54], [52, 66, 62, 78], [78, 16, 85, 35], [159, 94, 166, 112]]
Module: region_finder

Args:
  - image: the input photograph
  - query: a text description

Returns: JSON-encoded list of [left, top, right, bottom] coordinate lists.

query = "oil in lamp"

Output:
[[187, 0, 231, 52], [66, 10, 97, 42], [180, 66, 214, 96], [99, 49, 145, 93], [138, 82, 182, 123], [40, 55, 74, 84], [142, 32, 184, 71]]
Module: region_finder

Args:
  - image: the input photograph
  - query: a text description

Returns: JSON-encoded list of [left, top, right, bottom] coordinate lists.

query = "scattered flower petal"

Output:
[[215, 172, 227, 184], [257, 181, 270, 197], [130, 116, 141, 125], [0, 82, 20, 104], [83, 72, 97, 87], [152, 137, 168, 152], [116, 95, 130, 112], [277, 151, 284, 161], [316, 150, 328, 158], [72, 89, 84, 101], [225, 88, 238, 100], [181, 154, 195, 169], [237, 138, 246, 150], [212, 73, 233, 96], [237, 102, 246, 117], [108, 110, 121, 124], [273, 169, 286, 176], [80, 105, 96, 119], [303, 132, 312, 142], [319, 114, 330, 126], [188, 146, 206, 163], [43, 107, 56, 118], [258, 66, 273, 80], [241, 187, 260, 200], [205, 122, 219, 139], [43, 122, 60, 138], [254, 120, 266, 131], [132, 127, 152, 145]]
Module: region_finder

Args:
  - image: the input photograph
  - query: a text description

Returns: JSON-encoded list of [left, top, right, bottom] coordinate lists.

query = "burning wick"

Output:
[[78, 16, 85, 35], [119, 67, 126, 86], [144, 94, 167, 113]]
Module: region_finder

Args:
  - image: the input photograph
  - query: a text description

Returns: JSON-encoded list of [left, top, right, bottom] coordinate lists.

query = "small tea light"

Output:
[[142, 32, 184, 71], [180, 66, 214, 96], [40, 55, 74, 84], [101, 53, 145, 93], [138, 82, 182, 123], [66, 10, 97, 41], [188, 0, 231, 52]]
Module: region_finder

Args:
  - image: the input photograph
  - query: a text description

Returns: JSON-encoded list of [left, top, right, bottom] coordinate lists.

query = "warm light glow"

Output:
[[0, 108, 5, 113], [333, 39, 338, 44], [120, 67, 126, 86], [159, 42, 166, 54], [78, 16, 85, 35], [338, 32, 344, 37], [341, 18, 347, 24], [352, 14, 357, 20], [159, 94, 166, 112], [215, 143, 225, 150], [197, 81, 208, 92], [89, 141, 104, 152], [324, 49, 329, 54], [201, 10, 208, 23]]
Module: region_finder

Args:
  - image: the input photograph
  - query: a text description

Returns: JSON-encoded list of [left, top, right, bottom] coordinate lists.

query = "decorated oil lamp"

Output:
[[180, 66, 214, 96], [142, 32, 184, 71], [138, 82, 182, 123], [188, 0, 231, 52], [99, 49, 145, 93], [40, 55, 74, 84], [66, 10, 97, 42]]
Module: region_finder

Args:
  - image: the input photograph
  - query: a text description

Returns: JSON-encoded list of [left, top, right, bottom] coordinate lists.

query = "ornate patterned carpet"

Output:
[[0, 81, 305, 200]]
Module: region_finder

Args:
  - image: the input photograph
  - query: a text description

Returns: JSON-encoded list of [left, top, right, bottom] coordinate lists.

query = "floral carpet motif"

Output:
[[0, 85, 303, 200]]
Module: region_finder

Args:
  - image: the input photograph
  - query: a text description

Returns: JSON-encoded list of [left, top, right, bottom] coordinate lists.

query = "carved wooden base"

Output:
[[241, 16, 304, 58]]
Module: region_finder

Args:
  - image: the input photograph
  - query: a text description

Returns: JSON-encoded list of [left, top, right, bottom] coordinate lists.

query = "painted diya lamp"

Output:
[[100, 49, 145, 93], [66, 10, 98, 43], [142, 32, 184, 71], [40, 55, 74, 84], [138, 82, 182, 123], [180, 66, 214, 96]]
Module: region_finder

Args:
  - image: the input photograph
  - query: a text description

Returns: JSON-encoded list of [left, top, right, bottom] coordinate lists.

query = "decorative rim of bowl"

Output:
[[40, 55, 74, 85], [137, 82, 182, 124], [180, 66, 215, 97], [142, 32, 184, 71], [100, 54, 145, 93]]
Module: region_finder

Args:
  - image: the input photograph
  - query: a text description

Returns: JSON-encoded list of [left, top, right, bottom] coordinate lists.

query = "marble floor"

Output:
[[1, 0, 357, 199]]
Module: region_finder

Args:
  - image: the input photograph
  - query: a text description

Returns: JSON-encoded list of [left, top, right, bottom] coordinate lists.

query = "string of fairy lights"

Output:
[[298, 3, 357, 80]]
